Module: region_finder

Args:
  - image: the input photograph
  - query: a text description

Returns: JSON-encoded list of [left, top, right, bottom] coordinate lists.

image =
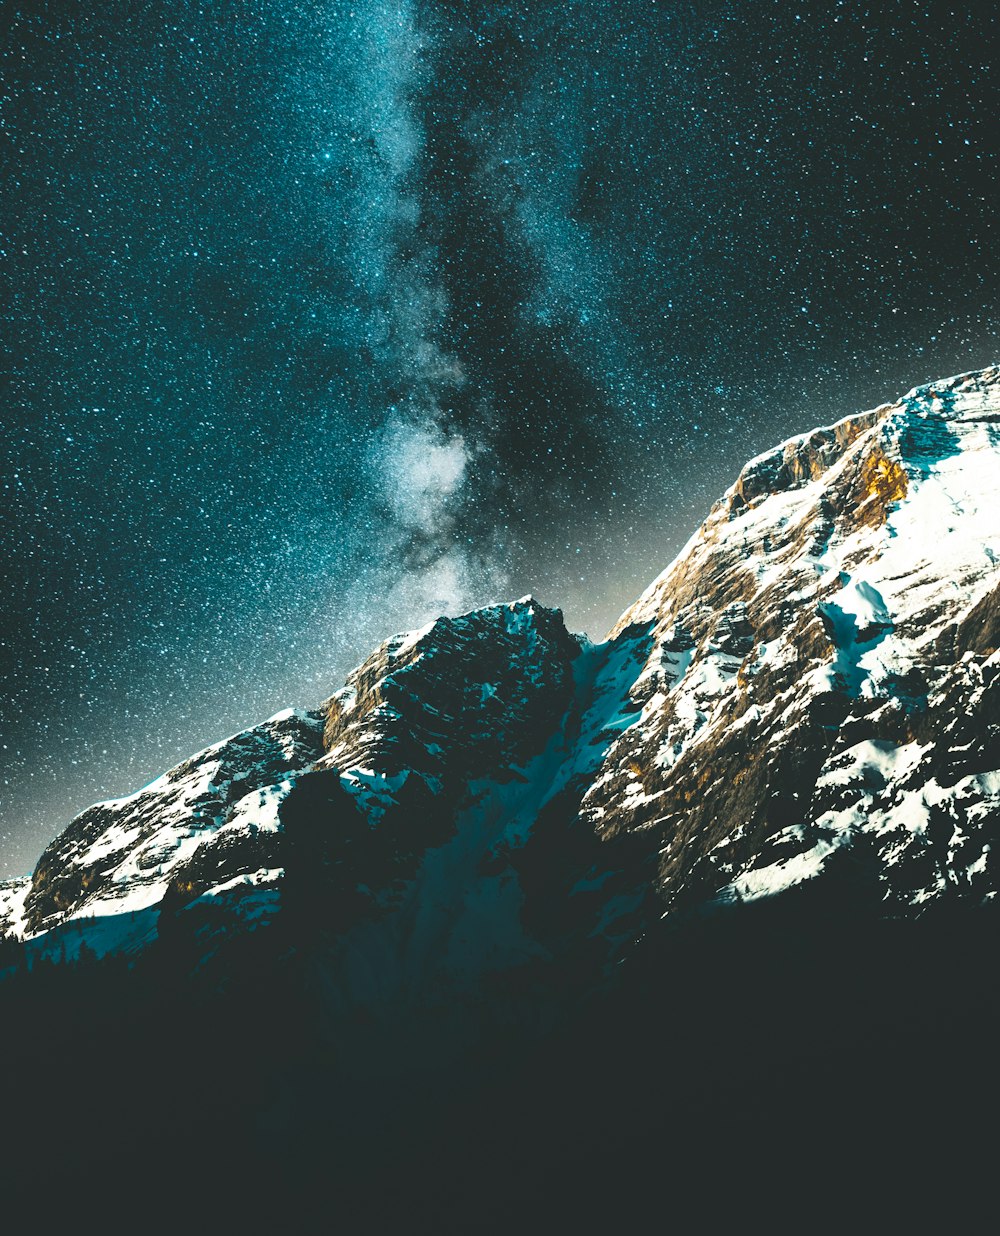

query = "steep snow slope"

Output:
[[3, 367, 999, 977]]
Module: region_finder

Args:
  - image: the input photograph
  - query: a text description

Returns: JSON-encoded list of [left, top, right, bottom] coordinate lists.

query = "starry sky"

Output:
[[2, 0, 998, 875]]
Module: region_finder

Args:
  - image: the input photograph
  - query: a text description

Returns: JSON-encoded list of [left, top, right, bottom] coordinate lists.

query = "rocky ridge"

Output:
[[2, 367, 999, 987]]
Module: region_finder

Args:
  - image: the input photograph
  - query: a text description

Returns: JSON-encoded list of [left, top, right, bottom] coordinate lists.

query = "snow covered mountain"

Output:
[[4, 366, 998, 974], [2, 366, 999, 1224]]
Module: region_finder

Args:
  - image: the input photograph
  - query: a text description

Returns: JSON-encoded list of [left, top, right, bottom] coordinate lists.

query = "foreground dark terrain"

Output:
[[3, 368, 999, 1226]]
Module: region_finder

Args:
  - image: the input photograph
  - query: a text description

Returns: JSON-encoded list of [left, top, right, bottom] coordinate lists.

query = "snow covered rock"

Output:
[[17, 706, 325, 956], [4, 368, 1000, 977], [595, 365, 1000, 914]]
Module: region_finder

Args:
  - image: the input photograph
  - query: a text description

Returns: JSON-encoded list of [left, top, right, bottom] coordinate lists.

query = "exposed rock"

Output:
[[3, 366, 999, 991]]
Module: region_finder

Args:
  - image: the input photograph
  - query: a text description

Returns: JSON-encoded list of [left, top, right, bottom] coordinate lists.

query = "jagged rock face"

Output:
[[317, 599, 581, 796], [1, 598, 588, 970], [595, 365, 1000, 913], [3, 368, 999, 991]]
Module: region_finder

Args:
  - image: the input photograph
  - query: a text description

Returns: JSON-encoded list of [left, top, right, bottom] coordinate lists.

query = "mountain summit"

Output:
[[2, 367, 999, 1224], [5, 366, 998, 960]]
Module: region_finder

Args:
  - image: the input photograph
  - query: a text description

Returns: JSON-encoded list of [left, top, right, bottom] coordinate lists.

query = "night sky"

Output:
[[2, 0, 997, 875]]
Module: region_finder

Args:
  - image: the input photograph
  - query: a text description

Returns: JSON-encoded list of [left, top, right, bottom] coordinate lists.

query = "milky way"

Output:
[[2, 0, 998, 874]]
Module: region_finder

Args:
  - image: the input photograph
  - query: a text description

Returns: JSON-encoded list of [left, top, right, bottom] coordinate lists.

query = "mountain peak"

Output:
[[4, 367, 999, 967], [610, 365, 1000, 640]]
